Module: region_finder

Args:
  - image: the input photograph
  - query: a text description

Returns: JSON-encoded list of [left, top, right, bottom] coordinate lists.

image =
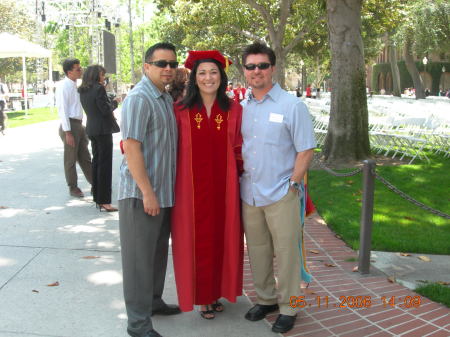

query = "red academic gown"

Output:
[[172, 99, 244, 312]]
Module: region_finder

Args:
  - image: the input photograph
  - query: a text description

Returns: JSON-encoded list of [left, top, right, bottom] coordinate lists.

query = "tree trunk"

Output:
[[403, 36, 425, 99], [301, 65, 307, 95], [128, 0, 136, 84], [388, 37, 401, 97], [323, 0, 370, 163], [274, 47, 286, 89], [232, 57, 245, 84]]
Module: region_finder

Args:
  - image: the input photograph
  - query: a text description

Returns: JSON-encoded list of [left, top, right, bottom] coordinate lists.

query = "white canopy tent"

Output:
[[0, 32, 53, 113]]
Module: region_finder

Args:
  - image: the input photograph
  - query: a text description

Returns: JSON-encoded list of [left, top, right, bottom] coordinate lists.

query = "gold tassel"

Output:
[[225, 56, 229, 73]]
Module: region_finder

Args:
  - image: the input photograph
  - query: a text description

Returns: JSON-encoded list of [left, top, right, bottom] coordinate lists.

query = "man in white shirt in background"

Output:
[[56, 58, 92, 198]]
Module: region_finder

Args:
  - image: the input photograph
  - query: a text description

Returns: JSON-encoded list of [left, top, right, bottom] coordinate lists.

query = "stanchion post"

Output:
[[359, 159, 376, 274]]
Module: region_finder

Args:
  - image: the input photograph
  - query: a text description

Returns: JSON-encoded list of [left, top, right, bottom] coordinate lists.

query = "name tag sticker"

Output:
[[269, 113, 283, 123]]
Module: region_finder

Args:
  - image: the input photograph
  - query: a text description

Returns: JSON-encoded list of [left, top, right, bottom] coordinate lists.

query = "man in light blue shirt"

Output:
[[240, 42, 316, 334]]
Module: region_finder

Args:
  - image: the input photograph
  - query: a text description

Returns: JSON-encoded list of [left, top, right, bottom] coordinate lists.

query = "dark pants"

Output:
[[119, 199, 171, 337], [58, 119, 93, 189], [90, 134, 113, 204], [0, 101, 5, 132]]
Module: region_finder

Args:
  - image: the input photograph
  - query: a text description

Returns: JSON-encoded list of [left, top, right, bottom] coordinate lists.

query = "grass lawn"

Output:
[[5, 107, 59, 128], [309, 153, 450, 254], [415, 283, 450, 308]]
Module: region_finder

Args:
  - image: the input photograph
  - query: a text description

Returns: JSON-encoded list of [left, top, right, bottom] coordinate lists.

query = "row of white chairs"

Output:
[[309, 106, 449, 164]]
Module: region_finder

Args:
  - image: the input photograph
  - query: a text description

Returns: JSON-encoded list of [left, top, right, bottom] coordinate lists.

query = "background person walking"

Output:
[[56, 58, 92, 198], [0, 79, 9, 134], [79, 65, 120, 212]]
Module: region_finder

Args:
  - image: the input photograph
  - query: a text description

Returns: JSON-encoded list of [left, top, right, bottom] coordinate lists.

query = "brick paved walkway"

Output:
[[243, 213, 450, 337]]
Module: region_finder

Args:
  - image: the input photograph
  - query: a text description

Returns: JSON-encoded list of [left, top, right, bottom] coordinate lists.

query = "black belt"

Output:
[[69, 118, 82, 123]]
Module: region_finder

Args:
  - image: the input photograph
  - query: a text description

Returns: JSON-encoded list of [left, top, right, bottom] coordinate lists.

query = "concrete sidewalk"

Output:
[[1, 120, 449, 337], [0, 120, 274, 337]]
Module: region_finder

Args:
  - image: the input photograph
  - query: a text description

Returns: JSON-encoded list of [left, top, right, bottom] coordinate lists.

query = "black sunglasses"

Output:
[[243, 62, 271, 71], [146, 60, 179, 69]]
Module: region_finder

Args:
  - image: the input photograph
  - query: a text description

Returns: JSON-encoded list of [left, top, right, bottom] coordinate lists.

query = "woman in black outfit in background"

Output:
[[79, 65, 120, 212]]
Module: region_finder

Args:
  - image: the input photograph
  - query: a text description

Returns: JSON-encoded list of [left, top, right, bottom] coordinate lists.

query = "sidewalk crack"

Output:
[[0, 247, 45, 291]]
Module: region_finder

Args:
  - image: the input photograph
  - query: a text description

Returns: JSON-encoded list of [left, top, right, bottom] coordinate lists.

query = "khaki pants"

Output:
[[59, 119, 92, 189], [242, 190, 302, 315]]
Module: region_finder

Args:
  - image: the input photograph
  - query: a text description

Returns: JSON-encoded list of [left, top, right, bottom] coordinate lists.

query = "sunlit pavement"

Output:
[[0, 120, 275, 337], [1, 118, 449, 337]]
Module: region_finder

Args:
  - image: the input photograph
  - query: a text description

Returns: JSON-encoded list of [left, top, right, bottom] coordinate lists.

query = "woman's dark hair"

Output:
[[168, 68, 190, 102], [178, 59, 230, 112], [78, 65, 106, 93]]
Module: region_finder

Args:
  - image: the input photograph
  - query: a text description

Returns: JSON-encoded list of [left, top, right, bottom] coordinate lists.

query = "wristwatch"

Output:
[[289, 180, 300, 191]]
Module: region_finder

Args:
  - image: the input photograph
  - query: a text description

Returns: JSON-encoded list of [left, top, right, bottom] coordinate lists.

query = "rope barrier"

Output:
[[314, 156, 450, 219]]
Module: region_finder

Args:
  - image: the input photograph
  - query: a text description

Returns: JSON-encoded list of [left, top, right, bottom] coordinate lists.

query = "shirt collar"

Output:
[[266, 83, 282, 101], [249, 82, 281, 102], [142, 75, 165, 99], [64, 77, 77, 85]]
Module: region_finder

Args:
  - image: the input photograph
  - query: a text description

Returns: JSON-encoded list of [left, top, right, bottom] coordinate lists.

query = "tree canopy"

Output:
[[0, 0, 36, 80]]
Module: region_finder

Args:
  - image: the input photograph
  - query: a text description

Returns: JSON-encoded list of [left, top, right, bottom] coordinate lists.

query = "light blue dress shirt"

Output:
[[240, 83, 316, 207]]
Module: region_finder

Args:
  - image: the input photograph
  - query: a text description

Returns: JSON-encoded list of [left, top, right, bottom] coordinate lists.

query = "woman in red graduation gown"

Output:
[[171, 50, 244, 319]]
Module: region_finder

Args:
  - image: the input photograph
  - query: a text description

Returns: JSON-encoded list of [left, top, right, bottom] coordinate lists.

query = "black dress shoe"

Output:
[[272, 314, 297, 333], [145, 330, 162, 337], [244, 304, 279, 321], [151, 304, 181, 316]]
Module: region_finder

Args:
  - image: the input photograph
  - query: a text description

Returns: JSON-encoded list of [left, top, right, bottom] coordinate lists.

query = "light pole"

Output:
[[442, 66, 447, 95], [300, 60, 305, 95], [422, 56, 428, 72], [422, 57, 429, 94]]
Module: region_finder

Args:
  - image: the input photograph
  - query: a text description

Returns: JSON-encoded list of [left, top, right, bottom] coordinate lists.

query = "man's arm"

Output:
[[55, 81, 75, 147], [289, 99, 316, 190], [290, 148, 314, 192], [123, 138, 160, 216]]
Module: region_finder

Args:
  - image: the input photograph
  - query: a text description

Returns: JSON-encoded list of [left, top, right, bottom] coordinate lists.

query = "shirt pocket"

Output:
[[264, 121, 284, 145]]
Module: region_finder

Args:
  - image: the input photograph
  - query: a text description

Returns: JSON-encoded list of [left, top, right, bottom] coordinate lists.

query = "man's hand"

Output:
[[65, 132, 75, 147], [143, 190, 160, 216]]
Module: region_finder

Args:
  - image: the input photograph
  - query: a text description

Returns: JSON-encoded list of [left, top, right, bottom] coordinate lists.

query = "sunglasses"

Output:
[[243, 62, 271, 71], [146, 60, 179, 69]]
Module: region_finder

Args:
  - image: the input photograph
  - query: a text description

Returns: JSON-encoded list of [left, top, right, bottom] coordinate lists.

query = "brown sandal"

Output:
[[212, 301, 224, 312], [199, 305, 215, 319]]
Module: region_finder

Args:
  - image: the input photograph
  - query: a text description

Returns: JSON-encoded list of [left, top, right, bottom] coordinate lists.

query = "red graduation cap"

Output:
[[184, 50, 232, 71]]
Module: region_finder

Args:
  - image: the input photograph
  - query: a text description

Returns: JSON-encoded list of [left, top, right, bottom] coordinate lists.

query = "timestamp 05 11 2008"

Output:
[[289, 295, 422, 309]]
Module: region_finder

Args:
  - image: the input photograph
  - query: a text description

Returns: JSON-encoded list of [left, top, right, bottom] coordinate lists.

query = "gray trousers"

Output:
[[119, 198, 171, 337], [58, 119, 93, 189]]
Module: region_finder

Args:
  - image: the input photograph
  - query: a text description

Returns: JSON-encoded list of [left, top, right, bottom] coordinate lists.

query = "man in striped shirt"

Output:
[[118, 42, 180, 337]]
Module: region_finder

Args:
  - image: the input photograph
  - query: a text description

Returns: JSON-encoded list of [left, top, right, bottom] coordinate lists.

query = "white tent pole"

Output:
[[22, 55, 28, 116]]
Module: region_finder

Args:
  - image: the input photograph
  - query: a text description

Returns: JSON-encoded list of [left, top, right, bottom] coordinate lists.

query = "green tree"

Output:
[[155, 0, 327, 88], [0, 0, 36, 80], [361, 0, 408, 97], [324, 0, 370, 162], [395, 0, 450, 99]]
